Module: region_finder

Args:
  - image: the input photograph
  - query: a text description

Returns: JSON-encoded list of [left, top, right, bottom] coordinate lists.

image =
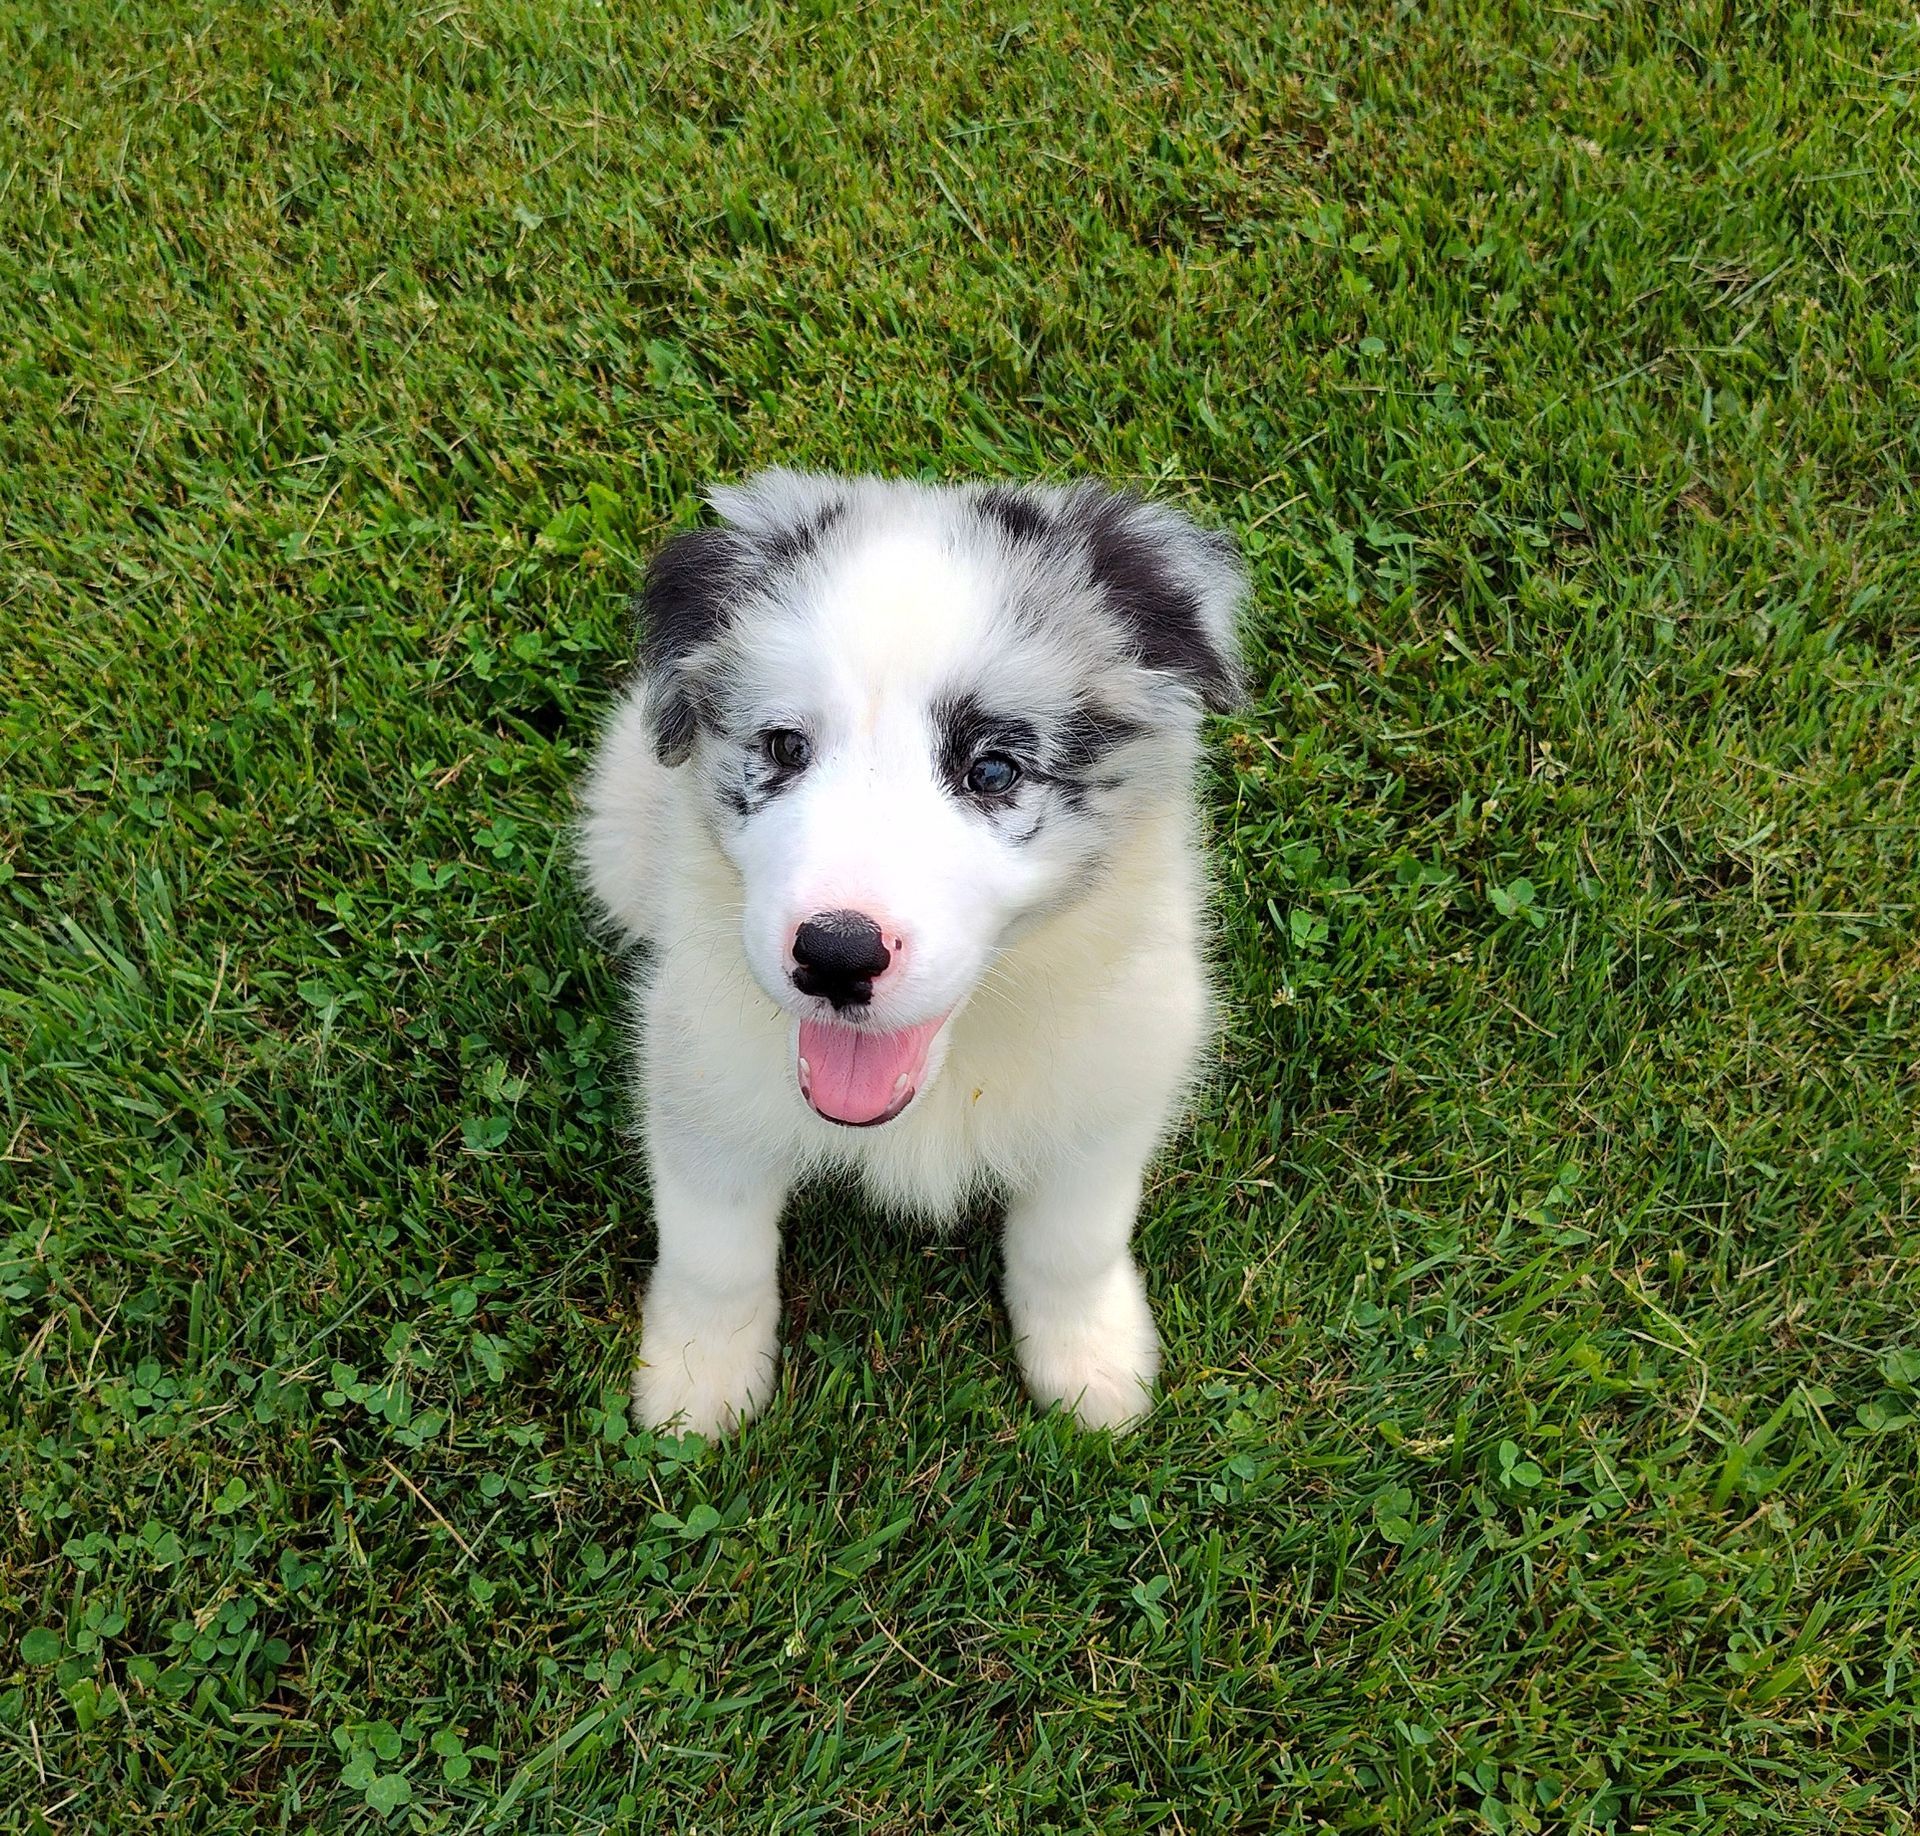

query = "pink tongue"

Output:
[[798, 1017, 944, 1126]]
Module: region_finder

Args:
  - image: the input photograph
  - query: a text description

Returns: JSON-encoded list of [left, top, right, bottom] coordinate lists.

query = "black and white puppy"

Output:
[[580, 471, 1245, 1434]]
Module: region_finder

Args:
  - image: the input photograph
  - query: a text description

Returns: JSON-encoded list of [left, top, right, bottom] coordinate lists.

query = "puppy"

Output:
[[579, 471, 1244, 1434]]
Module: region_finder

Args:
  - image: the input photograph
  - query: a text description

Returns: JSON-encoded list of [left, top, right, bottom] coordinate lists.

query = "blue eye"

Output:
[[767, 729, 811, 770], [965, 754, 1021, 796]]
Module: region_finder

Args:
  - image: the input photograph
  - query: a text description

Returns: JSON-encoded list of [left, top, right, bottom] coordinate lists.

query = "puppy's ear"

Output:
[[1063, 485, 1247, 713], [707, 468, 847, 543], [634, 524, 748, 765]]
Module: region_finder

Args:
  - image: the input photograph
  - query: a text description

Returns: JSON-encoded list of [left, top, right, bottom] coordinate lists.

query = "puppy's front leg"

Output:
[[1002, 1134, 1164, 1430], [633, 1124, 788, 1437]]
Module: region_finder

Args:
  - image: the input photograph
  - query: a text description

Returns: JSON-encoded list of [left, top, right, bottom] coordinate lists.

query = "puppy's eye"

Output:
[[766, 729, 812, 771], [965, 753, 1021, 797]]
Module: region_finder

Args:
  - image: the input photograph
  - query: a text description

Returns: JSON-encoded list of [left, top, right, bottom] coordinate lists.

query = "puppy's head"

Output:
[[636, 471, 1244, 1127]]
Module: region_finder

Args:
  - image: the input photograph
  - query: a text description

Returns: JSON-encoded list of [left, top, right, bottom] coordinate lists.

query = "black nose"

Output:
[[792, 910, 891, 1009]]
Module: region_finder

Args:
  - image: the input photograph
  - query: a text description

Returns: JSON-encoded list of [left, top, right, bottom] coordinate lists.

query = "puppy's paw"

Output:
[[632, 1281, 780, 1437], [1009, 1260, 1161, 1432]]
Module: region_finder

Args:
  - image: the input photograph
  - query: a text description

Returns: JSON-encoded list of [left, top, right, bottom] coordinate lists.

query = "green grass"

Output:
[[3, 0, 1918, 1828]]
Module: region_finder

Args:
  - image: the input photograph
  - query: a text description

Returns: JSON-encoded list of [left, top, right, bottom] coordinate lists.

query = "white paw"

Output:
[[632, 1278, 780, 1437], [1008, 1259, 1161, 1432]]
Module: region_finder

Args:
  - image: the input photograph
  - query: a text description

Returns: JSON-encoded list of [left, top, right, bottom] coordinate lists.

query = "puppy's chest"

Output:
[[814, 1032, 1059, 1213]]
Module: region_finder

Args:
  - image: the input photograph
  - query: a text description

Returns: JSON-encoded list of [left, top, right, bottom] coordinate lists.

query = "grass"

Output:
[[3, 0, 1918, 1828]]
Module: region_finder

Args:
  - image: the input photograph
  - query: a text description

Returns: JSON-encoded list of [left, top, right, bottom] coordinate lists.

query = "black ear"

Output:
[[1063, 486, 1246, 713], [976, 484, 1055, 546], [634, 524, 748, 765]]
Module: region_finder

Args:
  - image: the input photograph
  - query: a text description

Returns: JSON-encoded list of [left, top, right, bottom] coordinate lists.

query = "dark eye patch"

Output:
[[1056, 701, 1143, 771], [726, 724, 812, 819], [933, 691, 1145, 826], [934, 693, 1039, 794]]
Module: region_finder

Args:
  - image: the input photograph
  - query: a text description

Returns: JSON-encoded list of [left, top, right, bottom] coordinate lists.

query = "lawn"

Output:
[[4, 0, 1918, 1829]]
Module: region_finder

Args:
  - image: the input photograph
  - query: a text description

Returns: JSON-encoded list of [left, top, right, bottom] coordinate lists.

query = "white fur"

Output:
[[578, 473, 1242, 1435]]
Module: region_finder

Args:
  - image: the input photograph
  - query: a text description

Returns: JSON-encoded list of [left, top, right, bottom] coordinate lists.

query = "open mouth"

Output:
[[797, 1014, 948, 1127]]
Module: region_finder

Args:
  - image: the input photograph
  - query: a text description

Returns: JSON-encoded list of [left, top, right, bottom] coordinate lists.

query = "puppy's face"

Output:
[[639, 473, 1243, 1126]]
